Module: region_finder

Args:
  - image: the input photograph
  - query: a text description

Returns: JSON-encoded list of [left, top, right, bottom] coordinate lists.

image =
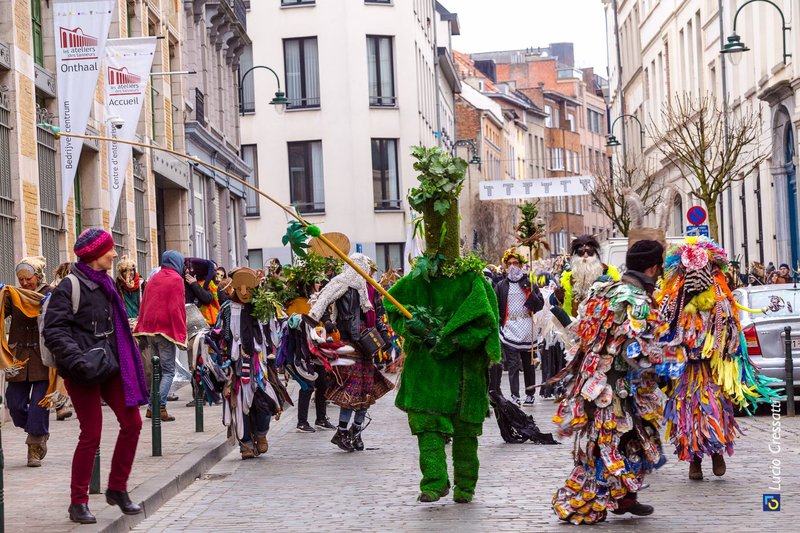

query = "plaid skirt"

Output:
[[326, 352, 394, 410]]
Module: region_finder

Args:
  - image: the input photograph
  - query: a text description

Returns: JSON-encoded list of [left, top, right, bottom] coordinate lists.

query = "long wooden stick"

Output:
[[56, 131, 413, 318]]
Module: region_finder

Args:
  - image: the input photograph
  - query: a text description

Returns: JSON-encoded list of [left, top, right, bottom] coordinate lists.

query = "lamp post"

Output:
[[606, 114, 645, 150], [238, 65, 288, 115], [451, 139, 482, 166], [721, 0, 791, 66]]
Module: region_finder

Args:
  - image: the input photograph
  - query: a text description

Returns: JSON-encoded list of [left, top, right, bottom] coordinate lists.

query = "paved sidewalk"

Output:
[[0, 381, 267, 533], [131, 373, 800, 532]]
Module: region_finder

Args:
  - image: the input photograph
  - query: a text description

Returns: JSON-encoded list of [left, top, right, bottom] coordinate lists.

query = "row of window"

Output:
[[241, 35, 396, 112], [242, 138, 401, 216]]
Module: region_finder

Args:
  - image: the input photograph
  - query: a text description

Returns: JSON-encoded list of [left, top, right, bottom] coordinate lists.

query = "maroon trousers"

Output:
[[65, 373, 142, 504]]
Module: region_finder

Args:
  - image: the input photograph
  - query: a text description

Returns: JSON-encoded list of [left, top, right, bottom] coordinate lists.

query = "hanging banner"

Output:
[[105, 37, 157, 223], [53, 0, 115, 213], [479, 176, 596, 201]]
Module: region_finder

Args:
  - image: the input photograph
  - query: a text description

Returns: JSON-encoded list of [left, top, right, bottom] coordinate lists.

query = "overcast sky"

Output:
[[443, 0, 610, 75]]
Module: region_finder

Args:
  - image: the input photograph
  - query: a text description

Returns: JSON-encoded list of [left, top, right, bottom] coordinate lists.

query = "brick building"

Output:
[[471, 44, 613, 254]]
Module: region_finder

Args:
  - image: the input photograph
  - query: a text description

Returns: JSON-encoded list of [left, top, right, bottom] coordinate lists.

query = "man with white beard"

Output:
[[558, 235, 620, 318]]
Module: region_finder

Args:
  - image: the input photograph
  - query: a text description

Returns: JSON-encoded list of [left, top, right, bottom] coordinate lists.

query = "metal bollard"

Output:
[[89, 448, 101, 494], [195, 381, 204, 433], [785, 327, 795, 417], [151, 355, 162, 456]]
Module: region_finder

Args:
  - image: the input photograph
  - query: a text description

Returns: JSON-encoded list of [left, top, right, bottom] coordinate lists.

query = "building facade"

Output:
[[240, 0, 460, 273], [470, 44, 613, 254], [605, 0, 800, 268], [0, 0, 187, 284]]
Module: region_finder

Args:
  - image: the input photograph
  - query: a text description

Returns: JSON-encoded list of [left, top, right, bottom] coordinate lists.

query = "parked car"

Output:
[[599, 237, 684, 271], [734, 284, 800, 390]]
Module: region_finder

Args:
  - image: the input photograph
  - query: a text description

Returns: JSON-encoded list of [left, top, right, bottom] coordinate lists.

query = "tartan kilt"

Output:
[[326, 351, 394, 410]]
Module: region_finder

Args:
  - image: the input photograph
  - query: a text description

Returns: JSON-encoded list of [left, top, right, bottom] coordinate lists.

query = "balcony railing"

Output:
[[231, 0, 247, 29]]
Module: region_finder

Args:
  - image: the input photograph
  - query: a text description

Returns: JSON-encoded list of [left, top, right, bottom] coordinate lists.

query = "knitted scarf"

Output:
[[0, 285, 43, 371], [309, 253, 373, 321], [74, 262, 149, 407]]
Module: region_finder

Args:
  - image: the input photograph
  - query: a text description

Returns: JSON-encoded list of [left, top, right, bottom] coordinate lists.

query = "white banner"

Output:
[[479, 176, 596, 201], [53, 0, 115, 213], [105, 37, 156, 223]]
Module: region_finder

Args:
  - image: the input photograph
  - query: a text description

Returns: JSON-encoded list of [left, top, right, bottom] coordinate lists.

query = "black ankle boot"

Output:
[[105, 489, 143, 515], [331, 428, 354, 451], [68, 503, 97, 524], [349, 425, 365, 451]]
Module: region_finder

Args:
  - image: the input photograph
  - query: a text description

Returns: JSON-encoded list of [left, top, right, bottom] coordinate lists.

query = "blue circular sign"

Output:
[[687, 206, 707, 225]]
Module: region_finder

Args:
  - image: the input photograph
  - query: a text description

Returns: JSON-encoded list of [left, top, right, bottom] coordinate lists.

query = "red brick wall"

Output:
[[455, 97, 481, 139]]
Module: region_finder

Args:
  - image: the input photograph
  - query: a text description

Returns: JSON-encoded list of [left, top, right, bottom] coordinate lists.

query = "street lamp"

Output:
[[452, 139, 482, 166], [238, 65, 288, 115], [606, 114, 644, 148], [721, 0, 791, 65]]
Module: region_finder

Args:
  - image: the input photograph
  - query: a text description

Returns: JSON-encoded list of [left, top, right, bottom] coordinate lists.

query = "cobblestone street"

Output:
[[133, 374, 800, 532]]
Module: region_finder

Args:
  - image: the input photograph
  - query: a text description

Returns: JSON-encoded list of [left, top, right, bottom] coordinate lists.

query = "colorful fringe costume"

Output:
[[656, 237, 781, 462], [551, 277, 666, 525]]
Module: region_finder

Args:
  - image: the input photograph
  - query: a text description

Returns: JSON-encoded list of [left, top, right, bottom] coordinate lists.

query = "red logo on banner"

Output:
[[108, 66, 143, 95], [59, 26, 99, 60]]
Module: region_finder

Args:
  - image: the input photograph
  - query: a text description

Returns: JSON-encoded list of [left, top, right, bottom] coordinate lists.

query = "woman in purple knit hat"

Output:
[[43, 228, 149, 524]]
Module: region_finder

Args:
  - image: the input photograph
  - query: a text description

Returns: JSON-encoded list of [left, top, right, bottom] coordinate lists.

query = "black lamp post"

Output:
[[721, 0, 791, 65], [452, 139, 482, 166], [239, 65, 288, 115], [606, 114, 644, 149]]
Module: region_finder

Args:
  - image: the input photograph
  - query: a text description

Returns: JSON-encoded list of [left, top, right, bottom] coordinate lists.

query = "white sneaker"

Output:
[[523, 395, 535, 405], [511, 395, 522, 406]]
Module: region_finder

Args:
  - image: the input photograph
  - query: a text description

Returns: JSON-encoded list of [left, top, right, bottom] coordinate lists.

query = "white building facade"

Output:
[[241, 0, 460, 272], [605, 0, 800, 268]]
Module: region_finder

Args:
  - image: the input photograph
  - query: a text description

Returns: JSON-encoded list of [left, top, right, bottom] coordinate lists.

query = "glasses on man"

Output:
[[575, 247, 597, 257]]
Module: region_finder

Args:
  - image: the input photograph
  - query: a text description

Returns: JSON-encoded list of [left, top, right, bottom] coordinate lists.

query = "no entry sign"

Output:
[[687, 206, 707, 226]]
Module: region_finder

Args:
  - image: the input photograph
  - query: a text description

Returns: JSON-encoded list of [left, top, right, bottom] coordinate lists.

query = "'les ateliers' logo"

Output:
[[59, 26, 99, 60], [108, 67, 142, 96]]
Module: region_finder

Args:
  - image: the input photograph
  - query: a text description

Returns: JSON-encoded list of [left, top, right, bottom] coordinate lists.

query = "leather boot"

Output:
[[240, 445, 256, 460], [27, 444, 44, 467], [56, 407, 73, 420], [689, 457, 703, 480], [255, 435, 269, 454], [68, 503, 97, 524], [349, 426, 365, 451], [105, 489, 142, 515], [331, 428, 354, 451], [711, 453, 726, 477], [160, 407, 176, 422]]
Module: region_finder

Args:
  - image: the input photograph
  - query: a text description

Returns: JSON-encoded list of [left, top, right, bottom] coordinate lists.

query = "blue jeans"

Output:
[[6, 380, 50, 438], [339, 407, 367, 428], [241, 408, 271, 444], [146, 336, 177, 407]]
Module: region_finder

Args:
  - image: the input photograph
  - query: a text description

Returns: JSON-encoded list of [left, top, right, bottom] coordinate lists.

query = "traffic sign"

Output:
[[686, 225, 710, 237], [687, 206, 707, 225]]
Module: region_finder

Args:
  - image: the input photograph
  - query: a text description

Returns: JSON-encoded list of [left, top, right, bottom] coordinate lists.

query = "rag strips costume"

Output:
[[551, 274, 666, 525], [656, 237, 781, 462]]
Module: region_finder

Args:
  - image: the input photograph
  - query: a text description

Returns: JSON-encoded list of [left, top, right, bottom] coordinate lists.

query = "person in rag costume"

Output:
[[384, 148, 501, 504], [656, 237, 782, 480], [222, 267, 292, 459], [558, 235, 620, 318], [1, 257, 52, 466], [184, 257, 220, 326], [308, 254, 394, 452], [115, 255, 145, 320], [551, 240, 667, 525]]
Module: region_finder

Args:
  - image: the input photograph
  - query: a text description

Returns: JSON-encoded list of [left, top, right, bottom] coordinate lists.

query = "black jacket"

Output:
[[43, 265, 117, 378], [322, 287, 392, 347], [494, 276, 544, 326]]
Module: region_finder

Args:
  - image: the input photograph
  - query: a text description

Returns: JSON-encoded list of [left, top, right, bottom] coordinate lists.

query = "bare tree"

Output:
[[590, 152, 663, 236], [649, 95, 768, 241]]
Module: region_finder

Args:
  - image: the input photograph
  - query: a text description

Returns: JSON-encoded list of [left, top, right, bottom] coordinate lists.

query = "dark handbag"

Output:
[[356, 327, 384, 356], [62, 338, 120, 386]]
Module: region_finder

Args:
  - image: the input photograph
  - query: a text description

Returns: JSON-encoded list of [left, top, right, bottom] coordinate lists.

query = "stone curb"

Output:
[[95, 428, 232, 533]]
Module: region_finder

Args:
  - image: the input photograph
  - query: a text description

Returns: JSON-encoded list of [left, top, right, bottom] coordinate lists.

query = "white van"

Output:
[[600, 237, 684, 271]]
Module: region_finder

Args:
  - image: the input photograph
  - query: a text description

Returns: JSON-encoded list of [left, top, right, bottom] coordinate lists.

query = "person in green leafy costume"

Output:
[[384, 146, 501, 504]]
